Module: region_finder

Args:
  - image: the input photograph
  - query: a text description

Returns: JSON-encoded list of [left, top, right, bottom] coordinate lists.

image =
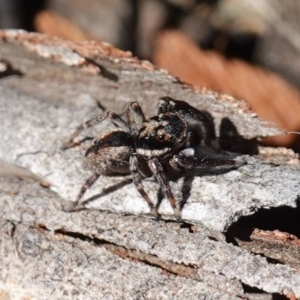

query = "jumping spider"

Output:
[[63, 97, 238, 217]]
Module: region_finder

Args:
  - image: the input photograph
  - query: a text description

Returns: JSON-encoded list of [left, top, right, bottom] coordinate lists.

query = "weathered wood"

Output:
[[1, 30, 300, 299]]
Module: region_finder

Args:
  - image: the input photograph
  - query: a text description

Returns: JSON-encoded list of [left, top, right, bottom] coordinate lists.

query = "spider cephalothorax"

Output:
[[63, 97, 239, 216], [136, 112, 188, 158]]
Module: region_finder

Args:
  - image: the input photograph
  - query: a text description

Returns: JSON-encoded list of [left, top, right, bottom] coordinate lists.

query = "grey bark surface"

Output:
[[1, 30, 300, 299]]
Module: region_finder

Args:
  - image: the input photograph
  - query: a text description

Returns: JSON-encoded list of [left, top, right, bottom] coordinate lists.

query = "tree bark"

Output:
[[0, 30, 299, 299]]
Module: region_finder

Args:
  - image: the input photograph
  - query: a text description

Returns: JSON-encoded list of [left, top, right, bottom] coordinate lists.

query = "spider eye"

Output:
[[156, 129, 165, 141]]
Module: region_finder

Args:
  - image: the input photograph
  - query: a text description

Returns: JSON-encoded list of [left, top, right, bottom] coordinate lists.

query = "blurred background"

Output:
[[2, 0, 300, 151]]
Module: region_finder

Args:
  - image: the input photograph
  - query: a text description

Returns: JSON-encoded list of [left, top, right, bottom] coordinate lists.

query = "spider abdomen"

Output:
[[85, 129, 133, 174]]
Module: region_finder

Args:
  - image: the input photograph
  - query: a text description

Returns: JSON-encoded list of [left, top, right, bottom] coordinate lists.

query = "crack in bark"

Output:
[[53, 228, 245, 298]]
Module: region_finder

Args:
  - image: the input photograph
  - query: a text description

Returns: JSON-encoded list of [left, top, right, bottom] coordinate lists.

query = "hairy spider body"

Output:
[[63, 97, 238, 217], [85, 129, 132, 174]]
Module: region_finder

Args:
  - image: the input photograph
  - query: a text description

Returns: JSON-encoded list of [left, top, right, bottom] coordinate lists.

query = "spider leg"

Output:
[[148, 157, 180, 217], [157, 97, 171, 114], [170, 148, 241, 171], [75, 171, 100, 206], [129, 155, 158, 216], [62, 111, 128, 149], [122, 102, 145, 137]]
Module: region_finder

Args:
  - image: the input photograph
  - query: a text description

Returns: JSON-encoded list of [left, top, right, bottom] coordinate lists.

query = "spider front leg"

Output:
[[170, 148, 241, 171], [129, 155, 158, 216], [148, 157, 181, 217], [62, 111, 128, 149]]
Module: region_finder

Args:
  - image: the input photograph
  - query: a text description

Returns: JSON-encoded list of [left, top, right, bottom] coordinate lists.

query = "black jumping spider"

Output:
[[63, 97, 238, 217]]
